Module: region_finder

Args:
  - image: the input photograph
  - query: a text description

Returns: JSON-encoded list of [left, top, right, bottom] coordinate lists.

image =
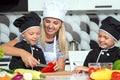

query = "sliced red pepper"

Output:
[[48, 62, 55, 67], [40, 62, 55, 73]]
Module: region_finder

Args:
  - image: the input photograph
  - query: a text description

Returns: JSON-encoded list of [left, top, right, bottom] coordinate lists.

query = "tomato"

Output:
[[88, 67, 96, 76], [112, 71, 120, 80]]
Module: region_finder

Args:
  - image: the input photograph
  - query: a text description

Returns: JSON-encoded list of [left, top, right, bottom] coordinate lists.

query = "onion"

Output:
[[23, 73, 32, 80], [12, 74, 23, 80], [0, 71, 7, 77]]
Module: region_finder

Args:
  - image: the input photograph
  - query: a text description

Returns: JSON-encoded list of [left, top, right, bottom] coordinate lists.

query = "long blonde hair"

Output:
[[40, 22, 69, 58]]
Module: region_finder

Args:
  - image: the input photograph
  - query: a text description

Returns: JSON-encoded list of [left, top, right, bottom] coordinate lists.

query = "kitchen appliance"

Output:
[[70, 40, 79, 51]]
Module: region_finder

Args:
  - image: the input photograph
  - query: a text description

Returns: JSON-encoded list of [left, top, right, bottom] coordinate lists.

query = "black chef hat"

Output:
[[100, 16, 120, 41], [14, 12, 41, 33]]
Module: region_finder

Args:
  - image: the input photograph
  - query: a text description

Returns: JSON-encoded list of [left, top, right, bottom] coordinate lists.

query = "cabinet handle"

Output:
[[95, 5, 112, 8]]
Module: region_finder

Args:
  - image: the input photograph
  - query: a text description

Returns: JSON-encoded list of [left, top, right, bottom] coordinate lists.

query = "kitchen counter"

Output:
[[43, 71, 89, 80]]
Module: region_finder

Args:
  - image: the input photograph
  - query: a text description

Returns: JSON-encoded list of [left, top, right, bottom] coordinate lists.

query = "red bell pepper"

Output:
[[40, 62, 55, 73]]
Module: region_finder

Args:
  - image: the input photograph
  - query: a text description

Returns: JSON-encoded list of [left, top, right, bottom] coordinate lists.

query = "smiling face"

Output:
[[43, 17, 62, 37], [98, 30, 116, 49], [22, 27, 41, 45]]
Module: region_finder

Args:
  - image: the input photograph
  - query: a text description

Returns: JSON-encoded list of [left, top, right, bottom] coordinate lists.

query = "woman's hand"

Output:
[[1, 39, 40, 68], [72, 66, 89, 74], [20, 50, 40, 68], [53, 60, 59, 71], [52, 58, 65, 71]]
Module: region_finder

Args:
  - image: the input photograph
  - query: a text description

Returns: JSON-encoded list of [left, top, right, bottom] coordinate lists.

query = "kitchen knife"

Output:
[[37, 64, 49, 67]]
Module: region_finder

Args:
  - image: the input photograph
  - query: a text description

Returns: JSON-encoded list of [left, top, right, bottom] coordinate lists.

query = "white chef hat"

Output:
[[43, 0, 68, 22]]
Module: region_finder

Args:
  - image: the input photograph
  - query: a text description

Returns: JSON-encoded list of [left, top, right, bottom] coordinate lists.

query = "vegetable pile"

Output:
[[0, 68, 46, 80], [88, 60, 120, 80]]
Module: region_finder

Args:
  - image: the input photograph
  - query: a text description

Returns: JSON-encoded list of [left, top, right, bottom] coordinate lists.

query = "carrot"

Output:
[[0, 76, 11, 80]]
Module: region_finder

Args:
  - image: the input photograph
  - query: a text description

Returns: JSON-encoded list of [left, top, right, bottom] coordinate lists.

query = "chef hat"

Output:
[[14, 12, 41, 33], [43, 0, 68, 22], [100, 16, 120, 41]]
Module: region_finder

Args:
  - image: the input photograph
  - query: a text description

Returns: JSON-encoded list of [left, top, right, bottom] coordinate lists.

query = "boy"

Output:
[[9, 12, 46, 71], [73, 16, 120, 73]]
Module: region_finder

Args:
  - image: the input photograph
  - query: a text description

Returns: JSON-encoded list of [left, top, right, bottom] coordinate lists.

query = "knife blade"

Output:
[[37, 64, 49, 67]]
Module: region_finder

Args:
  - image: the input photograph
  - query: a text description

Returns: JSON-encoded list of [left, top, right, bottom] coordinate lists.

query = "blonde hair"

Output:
[[40, 22, 69, 58]]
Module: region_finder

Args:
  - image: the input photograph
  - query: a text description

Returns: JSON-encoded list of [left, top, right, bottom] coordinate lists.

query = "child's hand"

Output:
[[72, 66, 89, 74]]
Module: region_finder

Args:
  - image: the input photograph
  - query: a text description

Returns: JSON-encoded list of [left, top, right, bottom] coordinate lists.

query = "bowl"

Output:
[[88, 62, 113, 70]]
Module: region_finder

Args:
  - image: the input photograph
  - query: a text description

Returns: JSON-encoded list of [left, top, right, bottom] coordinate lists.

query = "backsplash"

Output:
[[0, 13, 120, 51]]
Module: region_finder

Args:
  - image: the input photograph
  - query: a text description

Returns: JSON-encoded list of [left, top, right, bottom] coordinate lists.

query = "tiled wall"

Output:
[[0, 13, 120, 51]]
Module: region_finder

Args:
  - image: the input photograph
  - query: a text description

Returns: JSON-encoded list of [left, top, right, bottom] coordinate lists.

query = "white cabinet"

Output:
[[28, 0, 120, 12], [78, 0, 120, 10], [28, 0, 80, 11]]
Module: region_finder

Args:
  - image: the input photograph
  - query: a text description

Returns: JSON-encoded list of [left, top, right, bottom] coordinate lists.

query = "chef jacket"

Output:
[[84, 46, 120, 67], [9, 40, 46, 71]]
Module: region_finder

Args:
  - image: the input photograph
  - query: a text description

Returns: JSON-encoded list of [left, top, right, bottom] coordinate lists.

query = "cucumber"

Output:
[[0, 68, 14, 73]]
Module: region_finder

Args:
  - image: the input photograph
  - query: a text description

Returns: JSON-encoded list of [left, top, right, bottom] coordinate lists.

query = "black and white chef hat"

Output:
[[13, 12, 41, 33], [100, 16, 120, 41]]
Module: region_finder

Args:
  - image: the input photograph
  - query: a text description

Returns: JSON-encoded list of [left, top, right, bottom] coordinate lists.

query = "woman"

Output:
[[0, 0, 69, 71], [39, 0, 69, 71]]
